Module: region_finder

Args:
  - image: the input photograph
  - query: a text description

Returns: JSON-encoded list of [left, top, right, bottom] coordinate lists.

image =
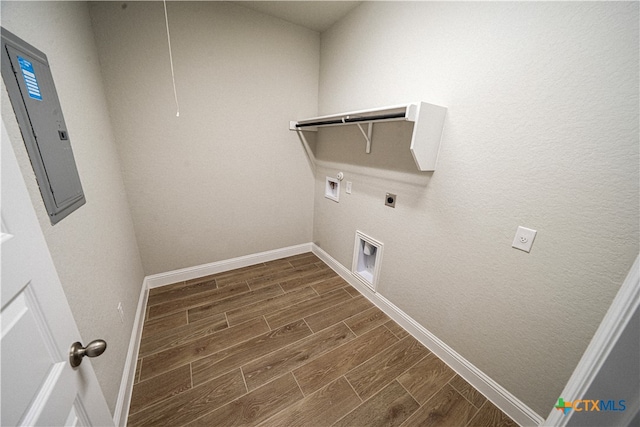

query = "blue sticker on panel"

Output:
[[17, 56, 42, 101]]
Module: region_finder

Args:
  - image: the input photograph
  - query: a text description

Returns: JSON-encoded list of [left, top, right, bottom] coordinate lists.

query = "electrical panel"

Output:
[[1, 27, 85, 224]]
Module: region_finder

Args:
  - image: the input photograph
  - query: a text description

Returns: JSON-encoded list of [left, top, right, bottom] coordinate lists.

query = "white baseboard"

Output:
[[311, 243, 544, 427], [113, 243, 314, 425], [145, 243, 313, 289], [113, 277, 149, 426]]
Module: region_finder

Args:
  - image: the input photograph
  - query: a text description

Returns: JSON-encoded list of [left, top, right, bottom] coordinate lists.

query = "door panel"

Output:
[[1, 286, 56, 426], [1, 120, 113, 426]]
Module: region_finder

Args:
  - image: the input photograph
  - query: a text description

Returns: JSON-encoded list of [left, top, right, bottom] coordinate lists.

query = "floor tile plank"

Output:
[[397, 352, 456, 404], [385, 320, 410, 339], [148, 281, 187, 296], [191, 319, 312, 386], [226, 286, 317, 327], [287, 253, 321, 267], [139, 313, 228, 358], [343, 286, 362, 298], [293, 325, 398, 396], [148, 282, 250, 320], [215, 263, 291, 287], [312, 276, 351, 295], [344, 305, 391, 336], [304, 296, 375, 333], [449, 374, 487, 408], [247, 263, 320, 290], [187, 284, 283, 323], [147, 280, 218, 307], [333, 380, 419, 427], [129, 364, 191, 415], [262, 258, 296, 269], [127, 369, 246, 427], [279, 267, 336, 293], [140, 317, 269, 381], [401, 384, 478, 427], [243, 322, 355, 391], [206, 263, 268, 282], [467, 401, 518, 427], [258, 377, 361, 427], [141, 311, 187, 340], [265, 288, 353, 329], [186, 373, 304, 427], [345, 336, 429, 400], [185, 274, 218, 286]]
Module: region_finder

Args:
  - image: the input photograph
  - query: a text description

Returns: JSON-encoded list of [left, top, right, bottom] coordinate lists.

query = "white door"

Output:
[[544, 254, 639, 426], [1, 120, 113, 426]]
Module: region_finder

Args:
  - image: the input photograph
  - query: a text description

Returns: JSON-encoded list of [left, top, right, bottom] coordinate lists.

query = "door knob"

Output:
[[69, 339, 107, 368]]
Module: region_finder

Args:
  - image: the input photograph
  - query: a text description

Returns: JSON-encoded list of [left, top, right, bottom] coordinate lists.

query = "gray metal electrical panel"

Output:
[[1, 27, 85, 225]]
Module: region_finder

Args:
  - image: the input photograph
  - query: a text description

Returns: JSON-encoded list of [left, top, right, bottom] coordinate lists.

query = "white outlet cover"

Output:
[[512, 226, 537, 252]]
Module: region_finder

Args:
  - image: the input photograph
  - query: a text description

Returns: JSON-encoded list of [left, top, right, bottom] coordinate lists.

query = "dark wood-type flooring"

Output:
[[128, 252, 518, 427]]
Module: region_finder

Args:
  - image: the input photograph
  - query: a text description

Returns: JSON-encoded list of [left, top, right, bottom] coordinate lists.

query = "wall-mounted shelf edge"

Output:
[[290, 101, 447, 172]]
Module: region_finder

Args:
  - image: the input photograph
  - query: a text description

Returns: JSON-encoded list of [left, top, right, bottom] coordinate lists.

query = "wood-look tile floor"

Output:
[[128, 252, 518, 427]]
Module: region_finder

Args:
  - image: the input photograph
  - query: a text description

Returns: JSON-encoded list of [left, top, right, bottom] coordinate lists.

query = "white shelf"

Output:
[[290, 102, 447, 172]]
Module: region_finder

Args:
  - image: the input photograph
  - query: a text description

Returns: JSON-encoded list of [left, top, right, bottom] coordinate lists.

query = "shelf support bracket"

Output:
[[356, 122, 373, 154], [295, 129, 316, 172]]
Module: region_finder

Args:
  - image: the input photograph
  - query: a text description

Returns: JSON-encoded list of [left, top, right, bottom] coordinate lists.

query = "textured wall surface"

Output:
[[314, 2, 639, 416], [89, 1, 318, 275], [1, 1, 145, 414]]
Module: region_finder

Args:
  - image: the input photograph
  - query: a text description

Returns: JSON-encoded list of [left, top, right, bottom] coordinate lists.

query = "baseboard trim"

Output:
[[312, 243, 544, 427], [145, 243, 313, 289], [113, 277, 148, 427]]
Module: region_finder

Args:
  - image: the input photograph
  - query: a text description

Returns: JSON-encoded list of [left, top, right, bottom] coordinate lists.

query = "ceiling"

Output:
[[229, 1, 362, 32]]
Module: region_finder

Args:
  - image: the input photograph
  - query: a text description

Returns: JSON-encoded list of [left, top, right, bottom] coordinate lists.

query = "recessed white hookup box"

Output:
[[325, 176, 339, 202], [352, 231, 384, 291]]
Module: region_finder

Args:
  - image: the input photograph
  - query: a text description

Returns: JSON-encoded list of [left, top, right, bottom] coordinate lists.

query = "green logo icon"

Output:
[[555, 398, 572, 415]]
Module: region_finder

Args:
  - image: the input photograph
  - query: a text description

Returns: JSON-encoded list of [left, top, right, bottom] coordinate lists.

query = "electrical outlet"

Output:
[[117, 302, 124, 323], [346, 181, 352, 194], [385, 193, 396, 208], [512, 226, 537, 252]]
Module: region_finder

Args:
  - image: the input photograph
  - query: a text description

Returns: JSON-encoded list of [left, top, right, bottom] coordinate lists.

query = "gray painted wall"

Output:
[[88, 1, 319, 275], [314, 1, 639, 417], [1, 1, 145, 414]]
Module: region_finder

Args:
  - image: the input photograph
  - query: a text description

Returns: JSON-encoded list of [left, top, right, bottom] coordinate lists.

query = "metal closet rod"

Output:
[[295, 111, 407, 128]]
